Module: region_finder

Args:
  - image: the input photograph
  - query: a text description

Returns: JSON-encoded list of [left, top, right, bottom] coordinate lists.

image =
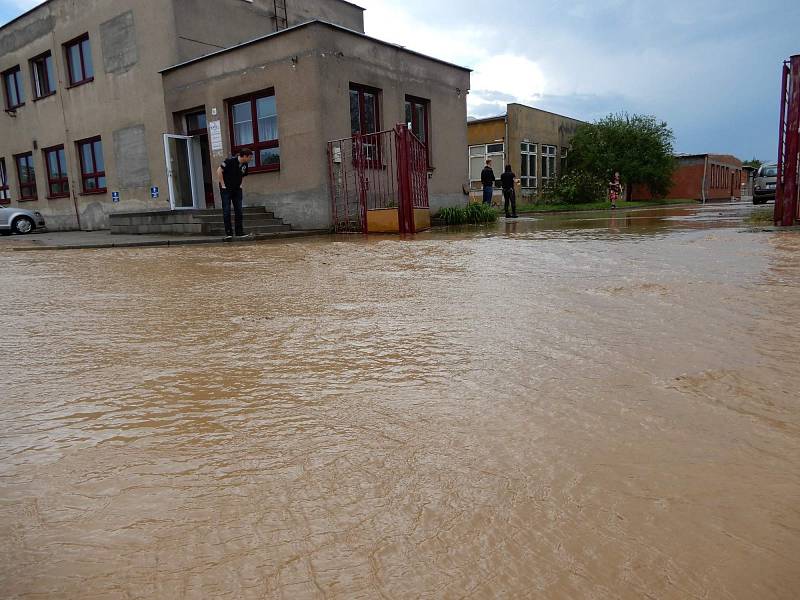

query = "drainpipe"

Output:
[[701, 155, 708, 204]]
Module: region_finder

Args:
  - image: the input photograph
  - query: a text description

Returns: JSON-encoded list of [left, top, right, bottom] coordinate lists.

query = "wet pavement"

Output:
[[1, 203, 798, 599]]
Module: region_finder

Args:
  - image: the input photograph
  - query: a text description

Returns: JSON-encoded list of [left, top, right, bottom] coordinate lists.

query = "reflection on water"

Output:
[[1, 204, 798, 599]]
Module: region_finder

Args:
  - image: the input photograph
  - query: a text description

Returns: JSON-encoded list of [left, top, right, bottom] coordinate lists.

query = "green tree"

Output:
[[568, 113, 676, 198], [743, 158, 762, 169]]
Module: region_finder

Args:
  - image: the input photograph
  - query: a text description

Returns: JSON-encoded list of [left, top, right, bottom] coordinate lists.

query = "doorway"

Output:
[[185, 110, 215, 208], [164, 134, 205, 210]]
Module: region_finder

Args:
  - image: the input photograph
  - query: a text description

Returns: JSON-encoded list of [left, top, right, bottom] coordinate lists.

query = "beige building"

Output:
[[0, 0, 470, 231], [467, 103, 584, 199]]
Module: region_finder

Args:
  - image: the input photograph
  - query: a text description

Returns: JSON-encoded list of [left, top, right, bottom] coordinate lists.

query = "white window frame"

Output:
[[541, 144, 557, 186], [520, 142, 537, 189], [469, 142, 505, 183]]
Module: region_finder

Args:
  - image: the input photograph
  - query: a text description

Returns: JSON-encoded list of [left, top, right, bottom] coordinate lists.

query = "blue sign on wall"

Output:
[[112, 192, 120, 203], [151, 187, 159, 199]]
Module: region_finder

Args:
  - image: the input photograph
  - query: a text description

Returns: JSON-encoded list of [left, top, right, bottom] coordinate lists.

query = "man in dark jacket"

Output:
[[216, 148, 254, 240], [500, 164, 519, 218], [481, 159, 496, 205]]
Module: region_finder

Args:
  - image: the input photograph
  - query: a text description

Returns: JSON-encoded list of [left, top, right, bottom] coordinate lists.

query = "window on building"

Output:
[[468, 143, 504, 184], [3, 66, 24, 110], [405, 95, 430, 165], [560, 147, 569, 174], [541, 145, 557, 187], [228, 89, 280, 172], [30, 52, 56, 99], [64, 34, 94, 87], [77, 137, 106, 193], [15, 152, 37, 201], [43, 145, 69, 198], [520, 142, 537, 188], [0, 158, 10, 203], [185, 110, 207, 135], [350, 84, 381, 136]]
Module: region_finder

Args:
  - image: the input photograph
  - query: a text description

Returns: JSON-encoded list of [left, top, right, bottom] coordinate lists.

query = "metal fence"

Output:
[[327, 124, 429, 234]]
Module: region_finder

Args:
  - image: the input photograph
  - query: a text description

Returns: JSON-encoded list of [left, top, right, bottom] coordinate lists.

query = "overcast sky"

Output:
[[2, 0, 797, 160]]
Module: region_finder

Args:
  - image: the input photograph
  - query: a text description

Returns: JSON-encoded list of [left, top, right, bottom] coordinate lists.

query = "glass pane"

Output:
[[69, 44, 83, 82], [82, 39, 93, 78], [469, 156, 485, 181], [58, 149, 67, 176], [93, 141, 104, 172], [50, 183, 61, 195], [415, 104, 426, 143], [349, 90, 360, 135], [45, 55, 56, 92], [186, 112, 207, 132], [256, 96, 278, 141], [48, 151, 59, 177], [81, 143, 94, 174], [520, 154, 528, 177], [530, 155, 537, 177], [18, 157, 33, 183], [98, 176, 106, 190], [85, 177, 96, 191], [404, 101, 412, 127], [5, 74, 17, 106], [167, 137, 192, 207], [232, 101, 253, 146], [487, 143, 504, 153], [15, 72, 23, 103], [363, 92, 376, 134], [259, 147, 280, 167], [469, 146, 484, 157]]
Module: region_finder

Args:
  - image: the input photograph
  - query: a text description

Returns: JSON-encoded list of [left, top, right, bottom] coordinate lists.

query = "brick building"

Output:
[[631, 154, 743, 203]]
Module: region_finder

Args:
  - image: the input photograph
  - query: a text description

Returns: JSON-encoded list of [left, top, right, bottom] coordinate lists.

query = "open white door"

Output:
[[164, 134, 204, 210]]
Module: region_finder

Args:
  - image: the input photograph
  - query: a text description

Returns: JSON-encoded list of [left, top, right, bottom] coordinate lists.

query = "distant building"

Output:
[[0, 0, 470, 231], [630, 154, 743, 203], [467, 104, 584, 200]]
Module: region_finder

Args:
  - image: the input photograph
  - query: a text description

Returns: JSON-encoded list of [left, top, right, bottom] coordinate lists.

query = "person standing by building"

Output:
[[500, 164, 519, 218], [216, 148, 254, 240], [481, 159, 496, 205], [608, 171, 622, 210]]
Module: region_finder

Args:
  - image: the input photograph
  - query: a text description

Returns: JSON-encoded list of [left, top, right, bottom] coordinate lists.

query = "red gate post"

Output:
[[395, 124, 416, 235], [776, 55, 800, 227], [354, 133, 370, 234]]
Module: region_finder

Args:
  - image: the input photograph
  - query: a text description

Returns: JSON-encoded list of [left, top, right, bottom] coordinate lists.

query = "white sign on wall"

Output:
[[209, 120, 224, 153]]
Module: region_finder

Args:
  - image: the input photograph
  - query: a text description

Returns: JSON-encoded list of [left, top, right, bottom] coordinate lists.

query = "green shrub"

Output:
[[436, 203, 498, 225], [542, 171, 608, 205]]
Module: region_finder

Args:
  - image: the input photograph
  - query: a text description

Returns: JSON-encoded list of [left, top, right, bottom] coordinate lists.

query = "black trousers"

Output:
[[221, 188, 244, 236], [503, 188, 517, 216]]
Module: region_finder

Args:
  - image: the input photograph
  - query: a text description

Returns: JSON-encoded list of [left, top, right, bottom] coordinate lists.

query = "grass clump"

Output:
[[745, 209, 774, 225], [437, 203, 499, 225]]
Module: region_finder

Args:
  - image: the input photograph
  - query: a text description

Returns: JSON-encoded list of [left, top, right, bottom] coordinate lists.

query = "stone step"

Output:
[[194, 207, 275, 219], [204, 224, 292, 236], [194, 215, 283, 225]]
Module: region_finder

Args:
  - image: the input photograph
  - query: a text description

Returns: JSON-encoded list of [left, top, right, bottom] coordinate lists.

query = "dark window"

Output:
[[64, 34, 94, 87], [30, 52, 56, 99], [185, 110, 207, 135], [405, 95, 431, 166], [227, 89, 280, 172], [350, 84, 380, 136], [15, 152, 37, 201], [44, 145, 69, 198], [0, 158, 10, 203], [3, 66, 24, 110], [77, 137, 106, 193]]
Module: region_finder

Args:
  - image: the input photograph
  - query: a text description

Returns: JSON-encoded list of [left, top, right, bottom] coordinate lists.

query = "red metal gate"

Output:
[[327, 124, 429, 234], [775, 54, 800, 227]]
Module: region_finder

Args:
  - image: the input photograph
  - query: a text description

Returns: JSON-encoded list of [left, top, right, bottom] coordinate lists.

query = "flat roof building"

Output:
[[0, 0, 470, 231], [467, 104, 584, 198], [631, 154, 743, 203]]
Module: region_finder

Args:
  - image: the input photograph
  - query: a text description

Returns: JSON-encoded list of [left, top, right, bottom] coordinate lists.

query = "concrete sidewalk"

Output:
[[0, 229, 329, 251]]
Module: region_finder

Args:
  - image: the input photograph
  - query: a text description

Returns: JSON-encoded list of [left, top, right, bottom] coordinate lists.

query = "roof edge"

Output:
[[0, 0, 52, 32], [160, 19, 472, 74]]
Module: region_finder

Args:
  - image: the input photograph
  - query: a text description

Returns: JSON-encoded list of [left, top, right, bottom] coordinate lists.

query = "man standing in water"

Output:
[[500, 164, 519, 219], [481, 159, 496, 205], [216, 148, 254, 240]]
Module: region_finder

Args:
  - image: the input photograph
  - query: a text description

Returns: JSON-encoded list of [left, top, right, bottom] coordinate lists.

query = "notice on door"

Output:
[[209, 120, 224, 154]]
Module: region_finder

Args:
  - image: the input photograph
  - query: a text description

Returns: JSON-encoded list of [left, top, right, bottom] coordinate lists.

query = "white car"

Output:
[[0, 205, 47, 235]]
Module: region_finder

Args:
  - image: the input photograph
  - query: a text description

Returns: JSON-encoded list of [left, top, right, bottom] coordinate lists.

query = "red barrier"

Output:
[[775, 55, 800, 226]]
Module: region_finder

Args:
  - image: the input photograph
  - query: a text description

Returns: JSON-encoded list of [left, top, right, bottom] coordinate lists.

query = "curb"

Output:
[[10, 230, 329, 252]]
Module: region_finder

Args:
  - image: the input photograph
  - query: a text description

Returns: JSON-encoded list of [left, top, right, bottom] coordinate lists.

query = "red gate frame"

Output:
[[775, 54, 800, 227]]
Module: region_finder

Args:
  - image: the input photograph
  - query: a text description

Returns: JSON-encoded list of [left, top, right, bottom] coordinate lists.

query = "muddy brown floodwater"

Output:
[[1, 205, 799, 599]]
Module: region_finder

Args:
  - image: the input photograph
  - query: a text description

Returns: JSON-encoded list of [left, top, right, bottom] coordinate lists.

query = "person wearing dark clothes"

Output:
[[216, 148, 253, 240], [500, 165, 519, 218], [481, 160, 496, 205]]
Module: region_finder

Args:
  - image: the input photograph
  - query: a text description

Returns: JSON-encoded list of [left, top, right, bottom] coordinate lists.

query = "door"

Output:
[[164, 134, 205, 210], [185, 111, 215, 208]]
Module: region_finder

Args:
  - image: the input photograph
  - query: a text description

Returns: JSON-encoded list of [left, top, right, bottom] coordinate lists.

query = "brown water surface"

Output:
[[1, 204, 799, 599]]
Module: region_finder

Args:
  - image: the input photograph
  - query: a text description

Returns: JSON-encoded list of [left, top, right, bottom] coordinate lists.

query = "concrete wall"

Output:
[[0, 0, 181, 230], [467, 118, 505, 146], [287, 0, 364, 32], [162, 22, 470, 229]]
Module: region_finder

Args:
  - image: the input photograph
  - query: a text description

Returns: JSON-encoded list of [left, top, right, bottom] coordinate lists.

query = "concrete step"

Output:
[[204, 224, 292, 236], [195, 216, 286, 226], [194, 210, 276, 222]]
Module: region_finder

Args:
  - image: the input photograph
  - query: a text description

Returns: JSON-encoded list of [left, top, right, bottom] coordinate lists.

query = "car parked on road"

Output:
[[753, 163, 778, 204], [0, 205, 47, 235]]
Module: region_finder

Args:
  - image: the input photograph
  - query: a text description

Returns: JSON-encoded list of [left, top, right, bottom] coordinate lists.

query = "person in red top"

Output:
[[608, 171, 622, 209]]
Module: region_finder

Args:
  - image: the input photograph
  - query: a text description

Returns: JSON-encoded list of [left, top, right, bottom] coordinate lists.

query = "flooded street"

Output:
[[1, 204, 799, 599]]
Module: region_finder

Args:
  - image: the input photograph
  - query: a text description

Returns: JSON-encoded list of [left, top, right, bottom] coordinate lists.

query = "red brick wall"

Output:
[[631, 156, 743, 202]]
